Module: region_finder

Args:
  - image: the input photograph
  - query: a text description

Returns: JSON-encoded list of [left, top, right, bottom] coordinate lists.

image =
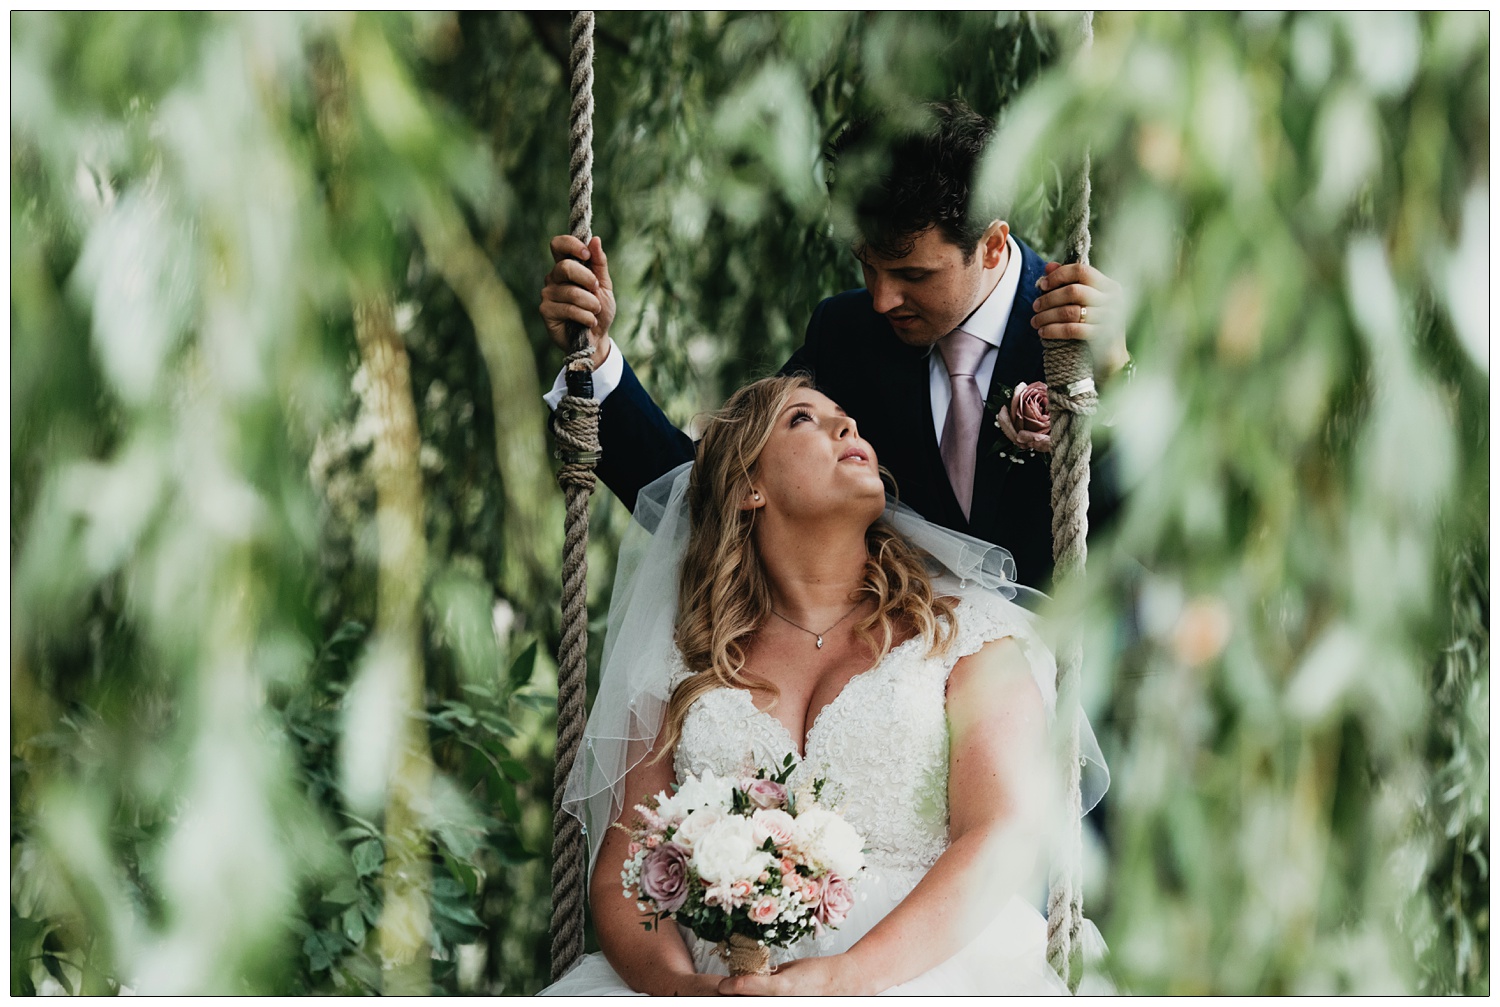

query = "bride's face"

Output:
[[746, 389, 886, 523]]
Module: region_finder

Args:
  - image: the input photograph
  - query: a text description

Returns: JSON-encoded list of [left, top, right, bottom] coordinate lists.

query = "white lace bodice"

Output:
[[672, 594, 1038, 873]]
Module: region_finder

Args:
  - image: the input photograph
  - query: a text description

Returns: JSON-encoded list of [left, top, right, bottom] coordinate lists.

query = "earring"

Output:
[[753, 492, 761, 501]]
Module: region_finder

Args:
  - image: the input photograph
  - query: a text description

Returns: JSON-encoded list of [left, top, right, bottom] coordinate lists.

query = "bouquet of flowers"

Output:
[[618, 756, 866, 976]]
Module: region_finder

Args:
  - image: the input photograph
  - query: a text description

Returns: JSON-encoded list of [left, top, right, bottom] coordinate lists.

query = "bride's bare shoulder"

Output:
[[946, 636, 1042, 714]]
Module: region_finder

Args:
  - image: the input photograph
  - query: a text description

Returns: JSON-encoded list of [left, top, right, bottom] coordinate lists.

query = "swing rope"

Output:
[[549, 9, 598, 983], [1041, 11, 1096, 993]]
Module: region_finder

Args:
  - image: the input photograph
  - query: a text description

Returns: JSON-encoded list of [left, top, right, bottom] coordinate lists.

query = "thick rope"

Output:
[[550, 9, 596, 983], [1043, 11, 1095, 993]]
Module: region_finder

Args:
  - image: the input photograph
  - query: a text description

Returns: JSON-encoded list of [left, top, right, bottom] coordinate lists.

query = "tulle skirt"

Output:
[[539, 865, 1070, 996]]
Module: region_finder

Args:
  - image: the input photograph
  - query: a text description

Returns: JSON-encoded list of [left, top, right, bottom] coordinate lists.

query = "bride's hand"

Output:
[[717, 955, 869, 996], [664, 972, 729, 996]]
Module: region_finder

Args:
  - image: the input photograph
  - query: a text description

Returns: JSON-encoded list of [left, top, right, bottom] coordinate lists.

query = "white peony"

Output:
[[792, 807, 865, 877], [656, 769, 735, 825], [690, 815, 773, 885]]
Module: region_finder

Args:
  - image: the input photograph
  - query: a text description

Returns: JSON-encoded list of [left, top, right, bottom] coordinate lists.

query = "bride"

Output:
[[542, 374, 1102, 996]]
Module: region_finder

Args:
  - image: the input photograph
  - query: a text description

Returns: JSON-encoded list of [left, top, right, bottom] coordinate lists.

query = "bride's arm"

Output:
[[589, 742, 725, 996], [721, 635, 1050, 996]]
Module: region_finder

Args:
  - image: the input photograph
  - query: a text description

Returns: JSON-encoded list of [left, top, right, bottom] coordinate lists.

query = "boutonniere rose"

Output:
[[994, 380, 1052, 456]]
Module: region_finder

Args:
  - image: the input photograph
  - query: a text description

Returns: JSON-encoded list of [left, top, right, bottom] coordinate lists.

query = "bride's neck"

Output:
[[753, 515, 869, 624]]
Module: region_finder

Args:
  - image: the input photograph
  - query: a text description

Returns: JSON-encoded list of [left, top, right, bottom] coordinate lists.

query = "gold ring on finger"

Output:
[[1079, 306, 1088, 323]]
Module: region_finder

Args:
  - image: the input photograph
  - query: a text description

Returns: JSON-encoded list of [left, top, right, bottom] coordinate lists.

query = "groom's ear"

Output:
[[979, 221, 1010, 269], [739, 486, 766, 512]]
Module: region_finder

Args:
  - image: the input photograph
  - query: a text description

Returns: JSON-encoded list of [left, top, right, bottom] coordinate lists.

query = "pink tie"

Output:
[[937, 328, 989, 520]]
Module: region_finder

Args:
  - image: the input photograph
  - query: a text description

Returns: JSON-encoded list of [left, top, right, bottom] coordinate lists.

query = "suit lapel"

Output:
[[970, 240, 1047, 543]]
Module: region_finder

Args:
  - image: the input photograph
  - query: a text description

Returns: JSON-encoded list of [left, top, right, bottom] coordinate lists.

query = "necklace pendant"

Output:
[[815, 636, 823, 649]]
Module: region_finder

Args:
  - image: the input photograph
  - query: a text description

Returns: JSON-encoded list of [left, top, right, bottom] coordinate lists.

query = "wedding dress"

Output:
[[539, 463, 1105, 996], [542, 590, 1070, 996]]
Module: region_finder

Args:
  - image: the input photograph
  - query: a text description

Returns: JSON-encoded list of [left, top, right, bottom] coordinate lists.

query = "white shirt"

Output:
[[544, 234, 1025, 454], [926, 234, 1022, 443], [543, 334, 626, 412]]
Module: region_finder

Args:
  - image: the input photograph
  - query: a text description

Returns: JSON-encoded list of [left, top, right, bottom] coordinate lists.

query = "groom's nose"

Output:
[[869, 274, 904, 314]]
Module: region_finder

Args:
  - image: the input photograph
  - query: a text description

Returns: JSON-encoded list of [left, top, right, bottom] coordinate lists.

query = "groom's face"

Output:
[[856, 223, 1009, 348]]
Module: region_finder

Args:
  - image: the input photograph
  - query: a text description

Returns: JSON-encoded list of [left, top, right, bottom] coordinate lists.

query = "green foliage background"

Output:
[[10, 11, 1487, 995]]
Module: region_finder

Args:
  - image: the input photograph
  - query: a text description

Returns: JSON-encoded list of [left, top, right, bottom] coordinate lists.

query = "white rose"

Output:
[[691, 816, 773, 885], [673, 807, 724, 852], [793, 807, 865, 877]]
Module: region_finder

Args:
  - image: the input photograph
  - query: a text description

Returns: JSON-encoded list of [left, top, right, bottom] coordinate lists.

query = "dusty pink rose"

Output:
[[749, 896, 780, 924], [745, 778, 789, 809], [639, 842, 690, 913], [816, 873, 854, 926], [995, 380, 1052, 452]]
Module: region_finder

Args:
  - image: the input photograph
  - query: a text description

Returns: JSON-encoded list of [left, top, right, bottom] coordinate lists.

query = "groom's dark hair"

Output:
[[828, 99, 995, 263]]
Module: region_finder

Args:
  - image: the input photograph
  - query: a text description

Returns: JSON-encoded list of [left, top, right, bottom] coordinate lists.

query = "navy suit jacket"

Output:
[[589, 238, 1115, 589]]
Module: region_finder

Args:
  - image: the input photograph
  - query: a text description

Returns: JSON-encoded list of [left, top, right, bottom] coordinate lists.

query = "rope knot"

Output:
[[554, 388, 601, 492], [1047, 382, 1099, 419], [1041, 338, 1099, 417]]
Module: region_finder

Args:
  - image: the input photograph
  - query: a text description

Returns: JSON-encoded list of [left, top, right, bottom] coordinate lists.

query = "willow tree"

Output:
[[10, 11, 1486, 997], [979, 10, 1487, 993]]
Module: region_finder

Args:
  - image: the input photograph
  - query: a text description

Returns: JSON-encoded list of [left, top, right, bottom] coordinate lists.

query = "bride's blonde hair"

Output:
[[657, 374, 957, 759]]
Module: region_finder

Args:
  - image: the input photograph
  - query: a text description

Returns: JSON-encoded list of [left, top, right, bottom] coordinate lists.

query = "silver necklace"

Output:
[[769, 602, 863, 649]]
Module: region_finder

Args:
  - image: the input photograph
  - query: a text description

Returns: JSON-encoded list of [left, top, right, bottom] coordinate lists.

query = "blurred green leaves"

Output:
[[987, 10, 1486, 994]]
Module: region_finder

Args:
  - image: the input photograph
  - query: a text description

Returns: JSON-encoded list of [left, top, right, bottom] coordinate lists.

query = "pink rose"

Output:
[[778, 857, 797, 875], [748, 896, 780, 925], [995, 380, 1052, 452], [638, 842, 690, 913], [751, 809, 797, 850], [800, 877, 822, 904], [745, 778, 788, 809], [816, 873, 853, 927], [645, 834, 661, 849], [628, 841, 642, 856]]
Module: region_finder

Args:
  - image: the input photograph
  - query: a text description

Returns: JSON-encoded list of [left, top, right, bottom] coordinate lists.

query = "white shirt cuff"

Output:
[[543, 340, 623, 411]]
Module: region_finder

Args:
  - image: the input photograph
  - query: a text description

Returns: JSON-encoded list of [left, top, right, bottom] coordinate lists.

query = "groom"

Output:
[[539, 100, 1126, 588]]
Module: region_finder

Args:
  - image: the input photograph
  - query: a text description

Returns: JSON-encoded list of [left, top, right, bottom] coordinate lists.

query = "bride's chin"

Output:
[[849, 488, 888, 525]]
